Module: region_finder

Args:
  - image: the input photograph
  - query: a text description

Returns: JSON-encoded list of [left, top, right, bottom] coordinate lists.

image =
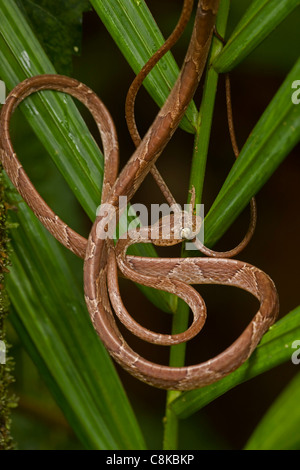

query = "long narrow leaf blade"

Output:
[[0, 0, 175, 312], [6, 186, 146, 450], [91, 0, 198, 134], [0, 0, 102, 220], [204, 58, 300, 248], [170, 306, 300, 419], [213, 0, 300, 72], [245, 373, 300, 450]]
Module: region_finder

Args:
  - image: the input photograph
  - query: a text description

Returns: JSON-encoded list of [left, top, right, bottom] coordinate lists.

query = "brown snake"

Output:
[[0, 0, 279, 390]]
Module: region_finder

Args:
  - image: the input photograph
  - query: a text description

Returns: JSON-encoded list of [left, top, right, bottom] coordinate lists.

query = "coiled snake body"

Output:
[[0, 0, 279, 390]]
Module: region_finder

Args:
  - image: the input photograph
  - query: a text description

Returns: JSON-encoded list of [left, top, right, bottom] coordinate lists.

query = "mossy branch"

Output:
[[0, 168, 17, 450]]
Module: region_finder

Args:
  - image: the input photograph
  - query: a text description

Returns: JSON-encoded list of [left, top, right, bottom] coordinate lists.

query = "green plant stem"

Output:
[[162, 1, 230, 450], [188, 3, 230, 205], [213, 0, 300, 73], [170, 305, 300, 419], [163, 299, 189, 450]]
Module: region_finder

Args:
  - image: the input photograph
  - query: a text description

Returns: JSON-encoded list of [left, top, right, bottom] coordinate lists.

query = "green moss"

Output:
[[0, 169, 17, 450]]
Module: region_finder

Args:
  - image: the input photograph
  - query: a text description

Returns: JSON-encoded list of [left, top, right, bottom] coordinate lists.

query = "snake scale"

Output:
[[0, 0, 279, 390]]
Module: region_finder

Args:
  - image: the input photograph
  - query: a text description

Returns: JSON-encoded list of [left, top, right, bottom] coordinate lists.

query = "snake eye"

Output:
[[180, 227, 193, 240]]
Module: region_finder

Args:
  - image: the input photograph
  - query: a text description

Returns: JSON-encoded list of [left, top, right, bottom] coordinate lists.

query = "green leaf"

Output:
[[0, 0, 103, 220], [245, 372, 300, 450], [213, 0, 300, 72], [0, 0, 175, 313], [203, 57, 300, 248], [162, 1, 231, 451], [170, 306, 300, 419], [91, 0, 198, 134], [15, 0, 90, 74], [188, 0, 230, 206], [6, 184, 146, 450]]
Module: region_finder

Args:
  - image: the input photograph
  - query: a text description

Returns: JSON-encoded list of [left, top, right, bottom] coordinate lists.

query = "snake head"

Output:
[[151, 211, 202, 247]]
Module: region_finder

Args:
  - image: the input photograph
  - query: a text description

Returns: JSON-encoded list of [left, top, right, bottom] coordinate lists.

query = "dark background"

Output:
[[9, 0, 300, 450]]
